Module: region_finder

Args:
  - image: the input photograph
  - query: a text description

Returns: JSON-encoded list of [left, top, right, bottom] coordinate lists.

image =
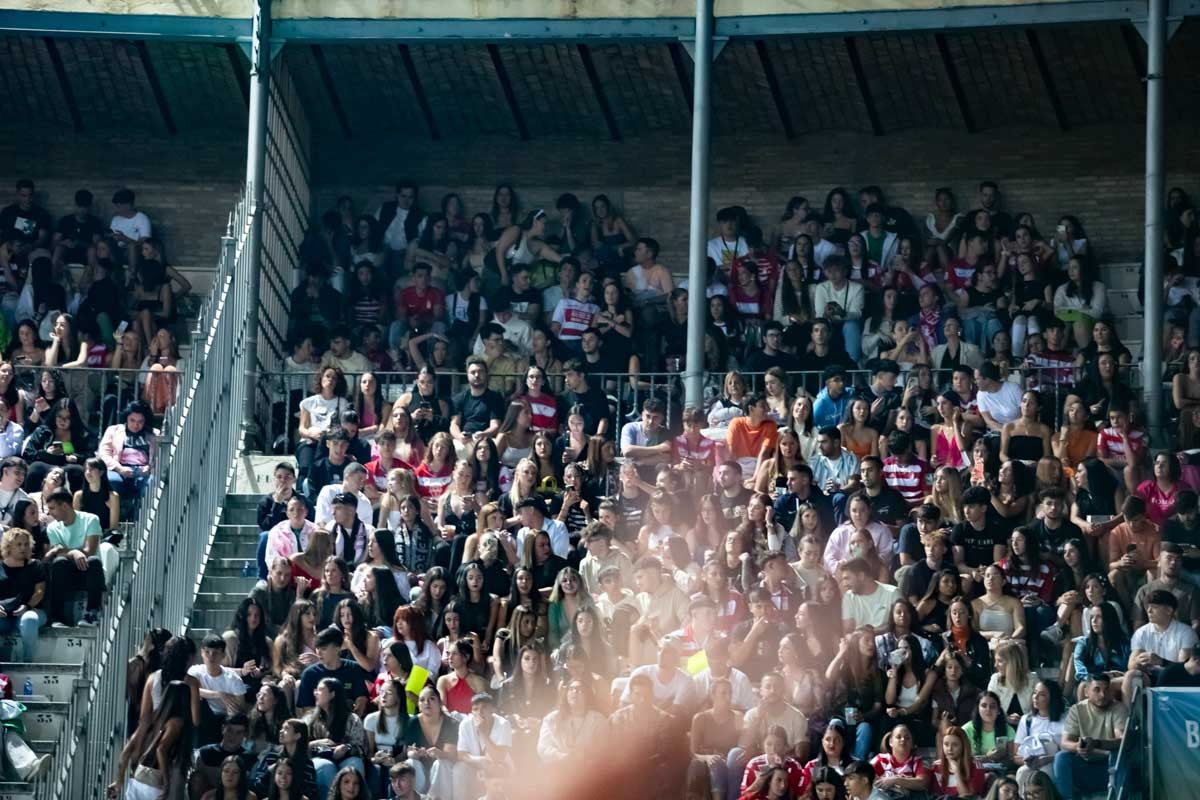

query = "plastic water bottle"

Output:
[[241, 561, 256, 578], [22, 679, 32, 697]]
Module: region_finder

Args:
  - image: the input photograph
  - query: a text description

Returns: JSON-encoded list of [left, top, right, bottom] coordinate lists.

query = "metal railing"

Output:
[[10, 365, 186, 434], [253, 363, 1100, 453], [45, 187, 254, 799]]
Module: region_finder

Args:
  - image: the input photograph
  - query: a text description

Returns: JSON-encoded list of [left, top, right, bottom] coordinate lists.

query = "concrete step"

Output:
[[199, 575, 262, 595], [212, 524, 261, 542], [1099, 261, 1140, 291], [221, 506, 259, 526], [0, 663, 85, 703], [0, 627, 97, 665], [194, 593, 244, 610], [208, 540, 258, 559], [19, 698, 71, 741], [190, 608, 235, 631], [1106, 288, 1142, 317], [0, 780, 34, 800], [205, 558, 257, 573]]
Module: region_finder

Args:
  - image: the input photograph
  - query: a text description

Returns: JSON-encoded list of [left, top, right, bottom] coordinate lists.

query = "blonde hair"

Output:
[[507, 457, 539, 512], [994, 638, 1030, 693], [0, 528, 32, 561], [927, 466, 964, 524]]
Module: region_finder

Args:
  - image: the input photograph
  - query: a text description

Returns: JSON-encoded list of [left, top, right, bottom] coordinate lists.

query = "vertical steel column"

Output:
[[1142, 0, 1166, 444], [684, 0, 713, 408], [243, 0, 271, 438]]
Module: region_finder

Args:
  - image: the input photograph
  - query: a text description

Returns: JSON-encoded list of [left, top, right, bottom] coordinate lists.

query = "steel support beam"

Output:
[[684, 0, 712, 409], [242, 0, 270, 444], [1142, 0, 1167, 445]]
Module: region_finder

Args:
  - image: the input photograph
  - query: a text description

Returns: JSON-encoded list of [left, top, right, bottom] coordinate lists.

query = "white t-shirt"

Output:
[[1131, 620, 1199, 662], [299, 395, 350, 436], [364, 710, 406, 750], [977, 381, 1022, 425], [706, 236, 748, 267], [621, 664, 693, 707], [842, 582, 900, 630], [517, 519, 570, 560], [457, 713, 514, 759], [110, 212, 152, 245], [187, 664, 247, 714]]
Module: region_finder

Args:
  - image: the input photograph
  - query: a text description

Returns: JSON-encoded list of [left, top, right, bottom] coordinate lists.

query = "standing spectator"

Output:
[[376, 181, 427, 278]]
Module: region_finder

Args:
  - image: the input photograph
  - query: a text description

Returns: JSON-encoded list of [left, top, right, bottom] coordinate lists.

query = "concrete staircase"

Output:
[[189, 494, 262, 644]]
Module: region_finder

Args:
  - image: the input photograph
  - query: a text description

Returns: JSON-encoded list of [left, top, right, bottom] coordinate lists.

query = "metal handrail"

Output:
[[42, 187, 254, 799], [1109, 684, 1145, 800]]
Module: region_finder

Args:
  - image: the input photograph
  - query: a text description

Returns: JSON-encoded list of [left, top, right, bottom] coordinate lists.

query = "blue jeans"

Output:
[[108, 468, 150, 517], [964, 314, 1002, 353], [257, 531, 270, 580], [0, 609, 46, 662], [851, 720, 873, 760], [1053, 750, 1112, 799], [841, 319, 863, 363], [314, 756, 366, 799]]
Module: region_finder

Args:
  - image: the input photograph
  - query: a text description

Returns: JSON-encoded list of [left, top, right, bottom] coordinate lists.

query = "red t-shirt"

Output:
[[1138, 479, 1179, 527], [396, 285, 445, 326], [413, 462, 453, 499], [882, 456, 931, 508]]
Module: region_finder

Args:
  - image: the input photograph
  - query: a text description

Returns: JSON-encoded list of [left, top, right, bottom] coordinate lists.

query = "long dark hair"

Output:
[[506, 566, 543, 618], [158, 635, 195, 684], [968, 690, 1010, 750], [230, 597, 273, 670], [314, 676, 351, 741], [41, 397, 86, 444], [1080, 602, 1128, 671], [141, 680, 195, 795], [370, 565, 405, 629], [334, 597, 370, 656], [248, 684, 289, 746]]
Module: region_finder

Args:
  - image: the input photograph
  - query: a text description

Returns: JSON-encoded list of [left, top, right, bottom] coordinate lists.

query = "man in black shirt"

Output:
[[563, 358, 611, 437], [1158, 646, 1200, 687], [192, 714, 256, 797], [1163, 489, 1200, 572], [896, 503, 952, 570], [835, 456, 907, 530], [53, 189, 103, 267], [771, 464, 834, 534], [716, 460, 752, 519], [901, 530, 953, 608], [256, 461, 313, 579], [1026, 488, 1082, 561], [496, 263, 542, 324], [796, 318, 851, 396], [295, 627, 369, 715], [0, 179, 51, 254], [856, 359, 902, 432], [745, 320, 801, 373], [306, 429, 353, 500], [951, 486, 1008, 581], [579, 328, 622, 392], [730, 588, 786, 682], [450, 356, 505, 457]]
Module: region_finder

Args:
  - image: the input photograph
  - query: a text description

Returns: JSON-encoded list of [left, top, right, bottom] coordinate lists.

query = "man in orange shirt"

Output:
[[726, 393, 779, 476], [1107, 495, 1162, 610]]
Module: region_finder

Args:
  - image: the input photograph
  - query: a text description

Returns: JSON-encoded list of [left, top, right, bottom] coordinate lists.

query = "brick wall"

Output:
[[312, 123, 1200, 265], [0, 129, 245, 269]]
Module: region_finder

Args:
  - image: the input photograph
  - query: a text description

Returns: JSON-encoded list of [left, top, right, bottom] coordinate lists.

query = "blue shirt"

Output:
[[813, 388, 850, 429]]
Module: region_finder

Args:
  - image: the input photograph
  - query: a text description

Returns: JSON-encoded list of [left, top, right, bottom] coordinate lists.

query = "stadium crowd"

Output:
[[114, 179, 1200, 800], [0, 178, 179, 664]]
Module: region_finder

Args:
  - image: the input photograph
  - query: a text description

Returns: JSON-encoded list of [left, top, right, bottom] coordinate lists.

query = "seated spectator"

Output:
[[810, 257, 865, 362], [191, 714, 255, 797], [1052, 676, 1126, 800], [314, 461, 372, 528], [0, 526, 46, 663], [22, 397, 92, 492], [97, 401, 155, 509], [840, 558, 900, 632], [74, 456, 119, 533], [188, 634, 249, 745], [44, 488, 104, 626]]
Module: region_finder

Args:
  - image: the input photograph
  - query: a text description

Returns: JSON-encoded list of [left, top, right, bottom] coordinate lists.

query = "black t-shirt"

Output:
[[564, 386, 611, 437], [197, 743, 255, 771], [497, 286, 542, 318], [580, 350, 623, 381], [1164, 517, 1200, 570], [731, 617, 785, 682], [452, 388, 505, 434], [307, 456, 350, 496], [862, 486, 909, 528], [1026, 518, 1083, 557], [296, 658, 369, 708], [718, 487, 752, 519], [0, 203, 51, 245], [746, 349, 801, 374], [614, 491, 646, 542], [55, 213, 103, 249], [951, 519, 1006, 567], [0, 561, 44, 607]]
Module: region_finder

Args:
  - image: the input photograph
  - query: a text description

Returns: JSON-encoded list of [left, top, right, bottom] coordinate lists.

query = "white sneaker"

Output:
[[21, 754, 51, 781], [50, 622, 69, 629]]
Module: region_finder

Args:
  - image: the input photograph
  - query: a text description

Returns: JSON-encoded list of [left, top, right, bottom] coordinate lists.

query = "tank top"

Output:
[[935, 428, 967, 469], [506, 232, 535, 266], [978, 604, 1015, 637], [845, 434, 874, 460], [500, 444, 531, 469], [85, 342, 109, 367], [444, 673, 477, 714]]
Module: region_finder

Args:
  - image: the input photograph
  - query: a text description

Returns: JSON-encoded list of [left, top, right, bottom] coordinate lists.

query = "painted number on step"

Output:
[[42, 675, 59, 685], [33, 713, 52, 725], [66, 638, 82, 648]]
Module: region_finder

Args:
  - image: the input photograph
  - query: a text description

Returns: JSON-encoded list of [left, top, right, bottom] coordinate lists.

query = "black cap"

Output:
[[1162, 542, 1184, 556], [333, 491, 358, 507]]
